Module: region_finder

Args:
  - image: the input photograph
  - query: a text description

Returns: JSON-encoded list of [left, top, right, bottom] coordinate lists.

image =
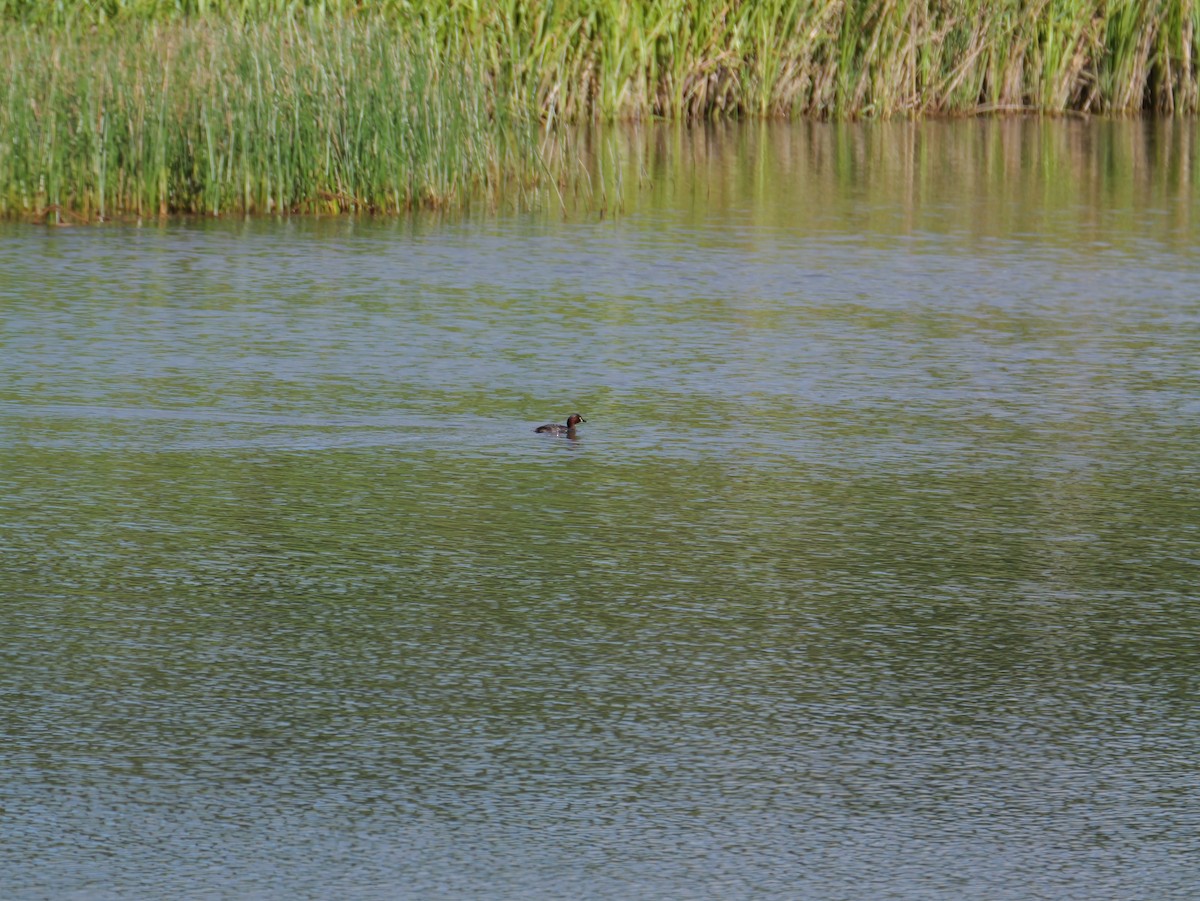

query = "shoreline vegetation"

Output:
[[2, 1, 1198, 220]]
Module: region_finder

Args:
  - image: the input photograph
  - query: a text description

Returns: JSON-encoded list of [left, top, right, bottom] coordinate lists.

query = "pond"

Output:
[[1, 119, 1198, 899]]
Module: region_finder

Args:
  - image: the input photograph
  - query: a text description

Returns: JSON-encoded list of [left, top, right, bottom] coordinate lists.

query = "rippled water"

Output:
[[2, 120, 1198, 899]]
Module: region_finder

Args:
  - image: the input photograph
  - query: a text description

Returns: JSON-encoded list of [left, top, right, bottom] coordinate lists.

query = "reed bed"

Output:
[[5, 1, 1199, 118], [0, 20, 542, 219], [2, 1, 1198, 219]]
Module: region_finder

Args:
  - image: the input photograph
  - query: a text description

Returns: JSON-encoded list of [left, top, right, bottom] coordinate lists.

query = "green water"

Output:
[[1, 119, 1198, 899]]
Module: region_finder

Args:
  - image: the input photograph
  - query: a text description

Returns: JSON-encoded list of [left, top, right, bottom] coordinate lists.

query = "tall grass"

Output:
[[1, 2, 1198, 219], [4, 1, 1198, 118], [0, 19, 542, 219], [449, 0, 1200, 119]]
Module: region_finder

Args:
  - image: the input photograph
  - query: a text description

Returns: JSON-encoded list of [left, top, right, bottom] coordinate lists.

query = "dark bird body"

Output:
[[535, 413, 586, 437]]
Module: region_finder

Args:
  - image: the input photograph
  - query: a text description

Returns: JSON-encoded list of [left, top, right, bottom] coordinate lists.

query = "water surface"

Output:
[[1, 119, 1198, 899]]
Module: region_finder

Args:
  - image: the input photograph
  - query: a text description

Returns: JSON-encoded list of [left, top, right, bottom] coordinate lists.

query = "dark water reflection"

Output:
[[1, 120, 1198, 899]]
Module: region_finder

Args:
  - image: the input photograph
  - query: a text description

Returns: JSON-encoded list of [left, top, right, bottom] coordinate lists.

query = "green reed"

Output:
[[2, 1, 1198, 219], [4, 2, 1198, 121], [0, 19, 544, 219]]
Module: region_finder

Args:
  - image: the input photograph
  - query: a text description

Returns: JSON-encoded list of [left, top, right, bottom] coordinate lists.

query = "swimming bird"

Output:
[[535, 413, 586, 437]]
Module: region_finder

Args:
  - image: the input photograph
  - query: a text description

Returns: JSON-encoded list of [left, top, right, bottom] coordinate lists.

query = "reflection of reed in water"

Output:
[[546, 118, 1198, 243]]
